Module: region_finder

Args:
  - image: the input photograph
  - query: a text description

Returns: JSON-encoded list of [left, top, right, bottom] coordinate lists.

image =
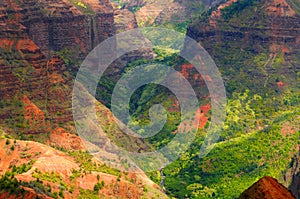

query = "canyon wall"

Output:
[[185, 0, 300, 197], [21, 0, 115, 56], [185, 0, 300, 92]]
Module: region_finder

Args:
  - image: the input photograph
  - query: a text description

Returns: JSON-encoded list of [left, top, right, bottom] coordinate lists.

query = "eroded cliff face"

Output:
[[0, 0, 127, 142], [0, 0, 116, 129], [0, 2, 77, 144], [0, 1, 166, 197], [20, 0, 115, 56], [291, 172, 300, 199], [186, 0, 300, 93], [124, 0, 224, 28]]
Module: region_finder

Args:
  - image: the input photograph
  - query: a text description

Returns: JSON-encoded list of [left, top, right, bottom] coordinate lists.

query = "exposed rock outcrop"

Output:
[[239, 176, 296, 199], [186, 0, 300, 92], [20, 0, 115, 56], [0, 0, 153, 159]]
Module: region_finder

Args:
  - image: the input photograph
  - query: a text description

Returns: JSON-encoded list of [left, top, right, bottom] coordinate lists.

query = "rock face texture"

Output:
[[129, 0, 224, 27], [0, 0, 75, 139], [114, 8, 137, 33], [0, 0, 154, 154], [20, 0, 115, 56], [0, 1, 166, 198], [0, 0, 115, 131], [188, 1, 300, 63], [291, 172, 300, 199], [185, 0, 300, 94], [239, 176, 296, 199]]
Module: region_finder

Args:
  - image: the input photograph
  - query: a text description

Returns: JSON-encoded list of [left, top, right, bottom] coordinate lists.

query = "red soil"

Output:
[[49, 127, 86, 151], [0, 138, 166, 199], [16, 39, 40, 54], [239, 176, 296, 199], [0, 39, 15, 50], [22, 95, 46, 128]]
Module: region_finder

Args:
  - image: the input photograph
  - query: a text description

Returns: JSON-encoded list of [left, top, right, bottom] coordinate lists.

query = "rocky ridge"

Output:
[[0, 1, 164, 198], [239, 176, 296, 199], [0, 135, 167, 199]]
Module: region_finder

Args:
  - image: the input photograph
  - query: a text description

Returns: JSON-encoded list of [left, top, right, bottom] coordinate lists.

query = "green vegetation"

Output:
[[1, 175, 61, 199], [0, 172, 23, 194], [55, 47, 78, 68], [70, 168, 81, 181], [0, 0, 299, 198], [67, 0, 95, 15], [110, 0, 144, 12], [32, 170, 68, 190], [110, 0, 128, 9], [79, 188, 103, 199], [0, 162, 56, 198], [141, 1, 300, 198], [94, 181, 105, 192], [92, 1, 300, 198], [11, 160, 34, 174], [221, 0, 257, 20], [21, 179, 60, 199], [5, 139, 10, 145], [68, 150, 121, 176], [0, 95, 50, 143], [157, 108, 299, 198]]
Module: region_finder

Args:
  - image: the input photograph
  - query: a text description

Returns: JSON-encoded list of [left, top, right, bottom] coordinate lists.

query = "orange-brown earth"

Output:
[[209, 0, 237, 28], [0, 0, 167, 198], [280, 116, 300, 137], [177, 63, 211, 129], [239, 176, 296, 199], [0, 187, 52, 199], [0, 0, 115, 147], [0, 137, 168, 199]]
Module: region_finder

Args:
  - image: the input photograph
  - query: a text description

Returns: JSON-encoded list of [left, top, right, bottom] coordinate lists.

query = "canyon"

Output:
[[0, 0, 165, 198], [0, 0, 299, 198]]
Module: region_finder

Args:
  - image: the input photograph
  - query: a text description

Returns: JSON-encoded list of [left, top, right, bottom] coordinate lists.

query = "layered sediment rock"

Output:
[[20, 0, 115, 56]]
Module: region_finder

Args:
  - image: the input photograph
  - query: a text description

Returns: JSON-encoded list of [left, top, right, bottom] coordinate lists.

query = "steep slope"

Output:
[[20, 0, 114, 56], [0, 3, 73, 140], [0, 134, 167, 199], [0, 0, 80, 142], [0, 0, 153, 151], [111, 0, 224, 31], [146, 0, 300, 198], [286, 151, 300, 199], [0, 1, 166, 198], [239, 176, 296, 199], [187, 0, 300, 95], [185, 0, 300, 140]]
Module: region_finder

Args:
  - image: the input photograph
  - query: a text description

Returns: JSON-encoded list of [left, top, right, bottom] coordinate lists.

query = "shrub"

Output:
[[59, 189, 64, 198], [93, 181, 104, 192]]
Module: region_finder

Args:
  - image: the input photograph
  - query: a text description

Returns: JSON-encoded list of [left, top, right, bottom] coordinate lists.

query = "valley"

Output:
[[0, 0, 299, 198]]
